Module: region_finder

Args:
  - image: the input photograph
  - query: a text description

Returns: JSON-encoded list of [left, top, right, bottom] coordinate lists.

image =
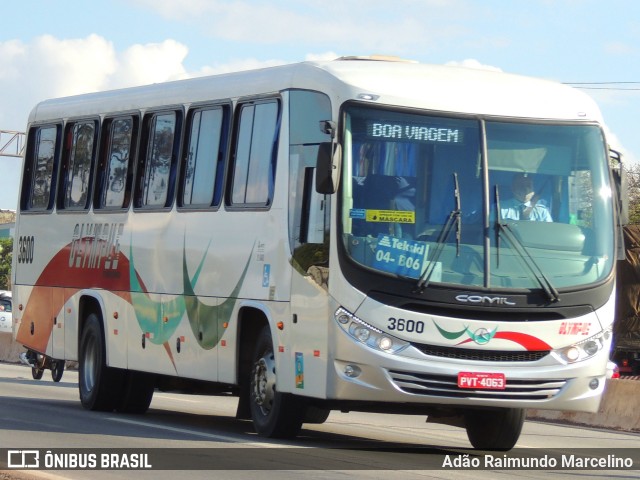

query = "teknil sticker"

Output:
[[373, 234, 429, 279]]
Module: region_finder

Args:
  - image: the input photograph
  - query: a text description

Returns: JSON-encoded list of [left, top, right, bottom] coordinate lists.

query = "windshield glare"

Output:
[[340, 105, 614, 291]]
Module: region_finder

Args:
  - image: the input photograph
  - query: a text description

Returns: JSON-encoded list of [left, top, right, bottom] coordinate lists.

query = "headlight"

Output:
[[334, 307, 409, 354], [551, 326, 612, 365]]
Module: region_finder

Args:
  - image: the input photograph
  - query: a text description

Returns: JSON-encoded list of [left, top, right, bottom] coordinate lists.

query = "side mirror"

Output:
[[610, 149, 628, 225], [316, 141, 341, 194], [610, 148, 628, 261]]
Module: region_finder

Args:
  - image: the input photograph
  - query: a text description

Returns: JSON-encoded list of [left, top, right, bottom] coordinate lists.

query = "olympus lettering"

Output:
[[455, 295, 516, 306], [68, 222, 124, 271]]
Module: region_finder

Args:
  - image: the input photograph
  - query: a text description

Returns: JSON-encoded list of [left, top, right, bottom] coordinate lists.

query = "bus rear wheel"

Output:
[[79, 313, 124, 411], [30, 352, 45, 380], [51, 360, 65, 382], [249, 326, 305, 438], [464, 407, 525, 451]]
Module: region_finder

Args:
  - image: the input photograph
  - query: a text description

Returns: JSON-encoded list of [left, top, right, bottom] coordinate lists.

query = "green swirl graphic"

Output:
[[129, 242, 186, 345], [129, 237, 254, 350], [433, 320, 499, 345], [432, 321, 467, 340], [183, 239, 254, 350]]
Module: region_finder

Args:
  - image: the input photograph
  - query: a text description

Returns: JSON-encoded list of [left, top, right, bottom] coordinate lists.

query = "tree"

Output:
[[0, 237, 12, 290], [625, 163, 640, 225], [0, 210, 15, 290], [0, 210, 14, 224]]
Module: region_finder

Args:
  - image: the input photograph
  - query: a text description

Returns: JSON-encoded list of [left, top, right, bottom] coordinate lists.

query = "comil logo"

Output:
[[455, 294, 516, 306], [8, 450, 39, 468]]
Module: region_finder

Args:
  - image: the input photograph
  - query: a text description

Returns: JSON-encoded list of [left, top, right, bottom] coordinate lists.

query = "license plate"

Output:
[[457, 372, 506, 390]]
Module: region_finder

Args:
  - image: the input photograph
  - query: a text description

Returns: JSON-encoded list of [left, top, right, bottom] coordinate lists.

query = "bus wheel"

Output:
[[51, 360, 65, 382], [116, 371, 155, 414], [31, 366, 44, 380], [79, 313, 123, 411], [249, 326, 305, 438], [464, 407, 525, 451], [304, 405, 331, 424]]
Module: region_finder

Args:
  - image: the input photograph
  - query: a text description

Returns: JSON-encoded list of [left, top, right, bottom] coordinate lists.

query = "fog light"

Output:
[[344, 365, 361, 378], [589, 378, 599, 390]]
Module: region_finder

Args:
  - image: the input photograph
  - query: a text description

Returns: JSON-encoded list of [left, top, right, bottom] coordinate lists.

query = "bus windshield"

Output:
[[340, 104, 614, 291]]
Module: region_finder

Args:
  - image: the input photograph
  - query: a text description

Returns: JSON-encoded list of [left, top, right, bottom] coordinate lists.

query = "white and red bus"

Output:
[[12, 57, 623, 450]]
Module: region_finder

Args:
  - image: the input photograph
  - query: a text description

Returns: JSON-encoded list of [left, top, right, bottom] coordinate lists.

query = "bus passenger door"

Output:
[[287, 89, 333, 398], [290, 169, 331, 399]]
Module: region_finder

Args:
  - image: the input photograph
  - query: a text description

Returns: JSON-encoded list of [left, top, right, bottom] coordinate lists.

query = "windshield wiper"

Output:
[[494, 185, 559, 303], [415, 173, 461, 293]]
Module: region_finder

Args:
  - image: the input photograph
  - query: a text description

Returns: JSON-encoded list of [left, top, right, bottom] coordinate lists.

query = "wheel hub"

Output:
[[82, 337, 97, 393], [251, 353, 276, 413]]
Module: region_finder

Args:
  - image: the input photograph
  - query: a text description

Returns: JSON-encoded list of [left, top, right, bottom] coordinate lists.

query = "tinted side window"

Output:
[[230, 100, 279, 207], [136, 111, 181, 208], [97, 116, 138, 210], [181, 106, 228, 207], [21, 125, 60, 211], [60, 121, 97, 209]]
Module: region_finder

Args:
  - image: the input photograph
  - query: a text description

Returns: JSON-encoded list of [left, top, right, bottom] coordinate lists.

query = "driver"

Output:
[[501, 173, 552, 222]]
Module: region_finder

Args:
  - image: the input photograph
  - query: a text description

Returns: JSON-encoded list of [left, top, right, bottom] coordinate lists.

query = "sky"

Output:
[[0, 0, 639, 210]]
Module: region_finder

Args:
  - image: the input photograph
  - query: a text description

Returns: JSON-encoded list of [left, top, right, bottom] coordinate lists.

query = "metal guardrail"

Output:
[[0, 130, 25, 158]]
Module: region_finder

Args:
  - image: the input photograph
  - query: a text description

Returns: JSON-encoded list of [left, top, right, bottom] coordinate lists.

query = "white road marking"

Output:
[[106, 417, 280, 448]]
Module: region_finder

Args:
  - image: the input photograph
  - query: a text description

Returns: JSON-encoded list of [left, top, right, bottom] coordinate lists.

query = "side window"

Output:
[[97, 116, 138, 210], [21, 125, 60, 211], [288, 90, 332, 249], [180, 106, 228, 208], [229, 100, 280, 207], [288, 90, 332, 284], [136, 111, 181, 208], [60, 120, 97, 210]]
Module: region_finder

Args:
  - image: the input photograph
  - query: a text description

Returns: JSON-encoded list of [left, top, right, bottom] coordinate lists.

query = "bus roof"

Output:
[[28, 57, 603, 124]]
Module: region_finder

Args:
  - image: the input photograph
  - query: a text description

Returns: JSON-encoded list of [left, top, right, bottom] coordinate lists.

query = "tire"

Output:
[[464, 407, 525, 451], [79, 313, 124, 411], [116, 371, 155, 414], [51, 360, 65, 383], [304, 405, 331, 424], [31, 367, 44, 380], [31, 352, 45, 380], [249, 326, 305, 438]]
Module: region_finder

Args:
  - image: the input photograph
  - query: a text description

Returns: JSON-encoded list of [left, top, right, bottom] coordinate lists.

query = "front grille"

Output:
[[411, 342, 550, 362], [388, 370, 567, 401]]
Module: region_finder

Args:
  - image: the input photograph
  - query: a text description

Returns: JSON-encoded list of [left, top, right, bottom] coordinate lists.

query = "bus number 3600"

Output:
[[17, 235, 35, 263], [387, 317, 425, 333]]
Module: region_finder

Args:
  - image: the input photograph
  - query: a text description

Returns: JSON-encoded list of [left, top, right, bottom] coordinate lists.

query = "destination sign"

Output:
[[367, 122, 464, 144]]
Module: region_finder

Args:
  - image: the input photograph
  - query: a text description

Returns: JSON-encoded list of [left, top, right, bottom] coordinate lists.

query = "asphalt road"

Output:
[[0, 362, 638, 479]]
